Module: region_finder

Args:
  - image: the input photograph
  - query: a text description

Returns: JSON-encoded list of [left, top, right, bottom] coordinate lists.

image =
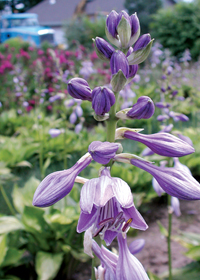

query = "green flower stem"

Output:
[[0, 185, 16, 216], [91, 235, 101, 280], [106, 92, 119, 143], [167, 194, 173, 280]]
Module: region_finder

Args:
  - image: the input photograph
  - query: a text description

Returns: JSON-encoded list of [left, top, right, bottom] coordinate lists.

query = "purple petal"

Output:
[[112, 177, 133, 208], [77, 206, 97, 233], [106, 10, 119, 38], [110, 50, 129, 78], [171, 196, 181, 217], [92, 86, 115, 115], [133, 34, 151, 51], [127, 96, 155, 119], [88, 141, 119, 164], [122, 206, 148, 231], [67, 78, 92, 101]]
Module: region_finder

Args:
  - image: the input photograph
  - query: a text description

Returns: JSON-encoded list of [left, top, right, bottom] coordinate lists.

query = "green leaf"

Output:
[[0, 235, 7, 266], [0, 216, 24, 234], [12, 177, 40, 213], [157, 221, 168, 237], [1, 248, 25, 267], [185, 246, 200, 261], [21, 206, 46, 233], [35, 251, 63, 280]]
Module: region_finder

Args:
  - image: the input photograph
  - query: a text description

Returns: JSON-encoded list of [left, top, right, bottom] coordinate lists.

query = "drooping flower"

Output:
[[126, 96, 155, 119], [32, 153, 92, 207], [77, 167, 148, 245], [130, 158, 200, 200], [91, 233, 150, 280], [88, 141, 121, 164], [48, 128, 62, 138]]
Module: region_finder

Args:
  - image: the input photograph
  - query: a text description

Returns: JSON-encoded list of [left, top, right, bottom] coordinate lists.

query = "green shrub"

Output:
[[3, 37, 30, 52], [64, 15, 106, 49], [150, 1, 200, 60]]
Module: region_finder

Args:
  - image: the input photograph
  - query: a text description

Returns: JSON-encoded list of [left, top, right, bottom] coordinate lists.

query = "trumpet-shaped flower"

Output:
[[77, 167, 147, 245], [92, 233, 150, 280], [130, 159, 200, 200], [33, 153, 92, 207]]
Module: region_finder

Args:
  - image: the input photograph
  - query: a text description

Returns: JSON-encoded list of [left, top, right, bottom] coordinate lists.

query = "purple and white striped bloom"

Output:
[[122, 131, 195, 157], [130, 159, 200, 200], [92, 86, 115, 115], [77, 167, 148, 245], [88, 141, 120, 164], [92, 233, 150, 280], [32, 153, 92, 207], [67, 78, 92, 101]]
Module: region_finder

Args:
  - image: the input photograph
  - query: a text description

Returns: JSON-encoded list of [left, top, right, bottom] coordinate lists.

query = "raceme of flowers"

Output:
[[32, 9, 200, 280]]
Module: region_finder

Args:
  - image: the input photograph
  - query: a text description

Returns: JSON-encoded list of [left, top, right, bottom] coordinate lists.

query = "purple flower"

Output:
[[152, 177, 165, 197], [32, 153, 92, 207], [128, 238, 145, 255], [91, 234, 150, 280], [77, 167, 147, 245], [123, 131, 194, 157], [49, 95, 61, 103], [169, 111, 189, 122], [69, 111, 77, 124], [177, 133, 193, 147], [133, 34, 151, 52], [110, 50, 129, 78], [142, 147, 154, 156], [173, 157, 192, 175], [106, 10, 119, 38], [88, 141, 120, 164], [155, 102, 171, 109], [130, 159, 200, 200], [48, 128, 61, 138], [93, 37, 115, 60], [75, 122, 83, 134], [160, 124, 173, 133], [67, 78, 92, 101], [127, 96, 155, 119], [92, 86, 115, 115], [128, 64, 139, 79], [157, 115, 169, 121]]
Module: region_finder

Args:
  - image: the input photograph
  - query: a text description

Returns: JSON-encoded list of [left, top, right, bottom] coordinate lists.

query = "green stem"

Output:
[[63, 125, 67, 170], [0, 185, 16, 216], [167, 194, 173, 280], [91, 235, 101, 280]]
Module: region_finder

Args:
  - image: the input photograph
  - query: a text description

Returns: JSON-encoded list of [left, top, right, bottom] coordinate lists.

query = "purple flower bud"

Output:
[[173, 157, 192, 175], [171, 197, 181, 217], [49, 95, 61, 103], [161, 87, 166, 93], [48, 128, 61, 138], [172, 90, 178, 96], [152, 177, 165, 197], [75, 123, 83, 134], [92, 86, 115, 115], [126, 47, 133, 57], [110, 50, 129, 78], [157, 115, 169, 121], [130, 159, 200, 200], [32, 153, 92, 207], [169, 111, 189, 122], [75, 105, 83, 117], [133, 34, 151, 51], [130, 13, 140, 37], [160, 124, 173, 133], [127, 96, 155, 119], [124, 131, 195, 157], [142, 147, 154, 156], [67, 78, 92, 101], [88, 141, 120, 164], [69, 112, 77, 124], [155, 102, 171, 109], [106, 10, 119, 38], [94, 37, 115, 60], [177, 96, 185, 101], [117, 10, 130, 25], [128, 64, 138, 79], [128, 239, 145, 255]]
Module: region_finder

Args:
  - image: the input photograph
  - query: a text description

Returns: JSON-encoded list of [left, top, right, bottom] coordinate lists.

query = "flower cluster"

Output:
[[32, 9, 200, 280]]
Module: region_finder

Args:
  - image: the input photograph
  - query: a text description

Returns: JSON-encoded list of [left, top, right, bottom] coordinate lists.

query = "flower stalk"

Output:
[[167, 194, 173, 280]]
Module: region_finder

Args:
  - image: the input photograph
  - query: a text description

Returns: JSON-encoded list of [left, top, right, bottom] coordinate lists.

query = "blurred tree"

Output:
[[150, 1, 200, 60], [0, 0, 43, 12], [124, 0, 162, 33]]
